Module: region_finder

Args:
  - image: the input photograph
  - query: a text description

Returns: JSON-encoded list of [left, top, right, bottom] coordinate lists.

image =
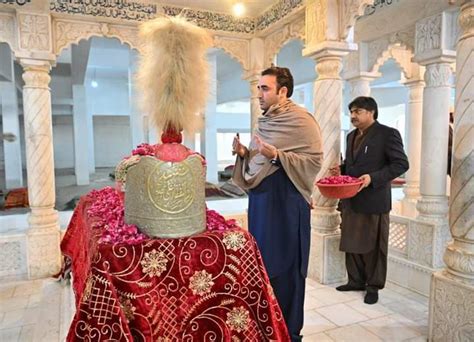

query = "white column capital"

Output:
[[20, 59, 52, 88], [424, 63, 453, 88], [246, 73, 261, 133], [303, 41, 353, 63], [346, 73, 380, 99]]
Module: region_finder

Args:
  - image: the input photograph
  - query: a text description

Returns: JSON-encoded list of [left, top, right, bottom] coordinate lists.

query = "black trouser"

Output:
[[346, 246, 387, 291], [270, 263, 306, 342]]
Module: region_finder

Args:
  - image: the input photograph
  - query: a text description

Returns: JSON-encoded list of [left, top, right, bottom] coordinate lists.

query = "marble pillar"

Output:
[[128, 50, 144, 149], [21, 59, 61, 279], [430, 1, 474, 339], [401, 79, 424, 217], [72, 84, 90, 185], [305, 48, 348, 284], [204, 53, 218, 184], [248, 74, 261, 133], [416, 62, 452, 222]]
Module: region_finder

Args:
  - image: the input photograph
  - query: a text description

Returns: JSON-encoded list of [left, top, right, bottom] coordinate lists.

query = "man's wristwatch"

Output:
[[270, 154, 280, 166]]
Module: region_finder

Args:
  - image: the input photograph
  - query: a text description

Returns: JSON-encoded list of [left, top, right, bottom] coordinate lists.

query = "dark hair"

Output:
[[261, 66, 294, 98], [348, 96, 379, 119]]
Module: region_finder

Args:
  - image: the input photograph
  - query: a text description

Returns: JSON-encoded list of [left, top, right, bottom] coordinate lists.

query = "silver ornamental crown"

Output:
[[124, 155, 206, 238]]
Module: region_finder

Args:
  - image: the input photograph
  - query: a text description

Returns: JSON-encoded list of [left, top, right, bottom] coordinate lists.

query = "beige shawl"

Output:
[[232, 99, 323, 204]]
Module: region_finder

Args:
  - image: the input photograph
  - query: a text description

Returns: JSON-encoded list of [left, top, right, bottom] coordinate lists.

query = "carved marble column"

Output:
[[247, 74, 261, 133], [400, 11, 458, 285], [305, 47, 349, 284], [21, 59, 61, 279], [401, 79, 424, 217], [430, 1, 474, 340], [347, 73, 378, 98], [416, 62, 452, 222], [246, 38, 264, 133]]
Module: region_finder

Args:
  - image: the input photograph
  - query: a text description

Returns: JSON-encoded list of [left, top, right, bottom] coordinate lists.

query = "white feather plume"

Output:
[[137, 16, 212, 134]]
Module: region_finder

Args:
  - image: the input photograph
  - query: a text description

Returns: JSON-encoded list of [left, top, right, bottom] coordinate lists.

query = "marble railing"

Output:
[[388, 215, 409, 257]]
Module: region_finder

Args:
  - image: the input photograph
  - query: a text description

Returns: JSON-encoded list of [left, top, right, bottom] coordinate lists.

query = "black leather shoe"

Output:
[[336, 283, 366, 291], [364, 290, 379, 304]]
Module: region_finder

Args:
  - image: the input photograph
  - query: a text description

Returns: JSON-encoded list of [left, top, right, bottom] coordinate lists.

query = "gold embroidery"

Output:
[[189, 270, 214, 295], [222, 232, 247, 251], [119, 297, 136, 322], [82, 276, 94, 303], [141, 249, 168, 277], [226, 306, 250, 333]]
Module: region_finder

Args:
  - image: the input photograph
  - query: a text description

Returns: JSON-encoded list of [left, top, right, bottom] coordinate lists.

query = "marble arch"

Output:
[[340, 0, 376, 40], [212, 35, 250, 72], [264, 18, 305, 67], [370, 43, 416, 79], [53, 19, 140, 56]]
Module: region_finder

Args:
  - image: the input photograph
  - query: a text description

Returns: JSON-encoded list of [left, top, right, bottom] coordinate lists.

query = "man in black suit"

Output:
[[331, 96, 409, 305]]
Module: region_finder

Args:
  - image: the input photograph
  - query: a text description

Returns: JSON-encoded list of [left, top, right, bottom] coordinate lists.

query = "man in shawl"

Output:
[[331, 96, 409, 305], [232, 66, 323, 341]]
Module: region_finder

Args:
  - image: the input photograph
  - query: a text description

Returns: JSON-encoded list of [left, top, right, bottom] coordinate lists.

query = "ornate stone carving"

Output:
[[416, 14, 442, 55], [1, 0, 31, 4], [444, 244, 474, 278], [308, 231, 346, 284], [325, 234, 347, 283], [311, 55, 344, 234], [430, 273, 474, 340], [18, 13, 51, 52], [340, 0, 375, 40], [54, 20, 139, 55], [27, 229, 61, 278], [408, 220, 435, 266], [367, 36, 390, 71], [20, 59, 61, 279], [0, 14, 16, 49], [54, 20, 101, 55], [311, 208, 342, 232], [305, 0, 326, 46], [163, 6, 255, 34], [388, 217, 408, 255], [248, 77, 261, 133], [166, 0, 302, 33], [213, 36, 249, 71], [316, 57, 343, 80], [449, 0, 474, 254], [458, 1, 474, 40], [262, 16, 305, 66], [364, 0, 400, 15], [344, 51, 359, 75], [50, 0, 157, 22], [290, 15, 305, 41], [416, 196, 449, 222], [0, 239, 27, 276], [348, 77, 372, 98], [390, 26, 416, 52], [255, 0, 304, 31], [308, 230, 324, 281], [107, 25, 140, 51], [264, 25, 289, 66], [424, 63, 452, 87]]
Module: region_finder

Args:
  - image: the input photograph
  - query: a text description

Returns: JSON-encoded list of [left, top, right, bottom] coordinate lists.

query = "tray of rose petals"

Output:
[[315, 175, 363, 199]]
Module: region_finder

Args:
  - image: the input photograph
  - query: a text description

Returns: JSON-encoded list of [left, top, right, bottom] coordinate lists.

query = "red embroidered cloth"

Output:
[[62, 192, 289, 341]]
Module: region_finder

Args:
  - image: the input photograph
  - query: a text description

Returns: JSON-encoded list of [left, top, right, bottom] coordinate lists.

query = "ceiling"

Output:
[[157, 0, 278, 16]]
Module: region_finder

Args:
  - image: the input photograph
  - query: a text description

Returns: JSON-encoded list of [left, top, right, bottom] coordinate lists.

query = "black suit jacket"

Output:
[[341, 121, 409, 214]]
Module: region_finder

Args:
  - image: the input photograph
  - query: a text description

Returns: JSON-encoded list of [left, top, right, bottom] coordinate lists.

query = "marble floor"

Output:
[[0, 277, 429, 341]]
